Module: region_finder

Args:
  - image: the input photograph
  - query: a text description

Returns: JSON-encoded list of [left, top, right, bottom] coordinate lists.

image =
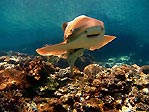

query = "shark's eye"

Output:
[[85, 30, 87, 34], [101, 27, 104, 31], [70, 29, 73, 32]]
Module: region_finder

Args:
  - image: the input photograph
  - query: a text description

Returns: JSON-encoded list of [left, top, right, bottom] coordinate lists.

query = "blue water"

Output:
[[0, 0, 148, 65]]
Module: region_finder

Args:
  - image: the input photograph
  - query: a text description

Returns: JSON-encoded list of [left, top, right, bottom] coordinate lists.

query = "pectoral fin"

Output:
[[36, 42, 68, 56], [89, 35, 116, 51]]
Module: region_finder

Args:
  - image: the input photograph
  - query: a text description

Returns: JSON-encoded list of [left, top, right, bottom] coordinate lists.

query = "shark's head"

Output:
[[62, 15, 105, 42]]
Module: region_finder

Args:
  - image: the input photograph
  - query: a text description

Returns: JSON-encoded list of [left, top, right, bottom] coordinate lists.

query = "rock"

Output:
[[140, 65, 149, 74]]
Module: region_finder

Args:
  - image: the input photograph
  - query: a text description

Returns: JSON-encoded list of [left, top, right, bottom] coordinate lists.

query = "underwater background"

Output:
[[0, 0, 148, 65], [0, 1, 149, 112]]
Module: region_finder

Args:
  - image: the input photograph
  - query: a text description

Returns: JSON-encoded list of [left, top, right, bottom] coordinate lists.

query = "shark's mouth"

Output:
[[87, 33, 100, 38]]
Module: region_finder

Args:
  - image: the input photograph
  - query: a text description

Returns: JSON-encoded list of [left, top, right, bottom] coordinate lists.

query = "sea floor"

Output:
[[0, 51, 149, 112]]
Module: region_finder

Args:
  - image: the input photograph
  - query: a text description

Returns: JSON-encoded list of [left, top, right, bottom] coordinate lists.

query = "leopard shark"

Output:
[[36, 15, 116, 74]]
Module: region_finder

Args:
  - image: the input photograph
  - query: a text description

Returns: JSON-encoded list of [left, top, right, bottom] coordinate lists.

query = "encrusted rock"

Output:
[[83, 64, 103, 76], [0, 51, 148, 112], [0, 69, 28, 90], [140, 65, 149, 74]]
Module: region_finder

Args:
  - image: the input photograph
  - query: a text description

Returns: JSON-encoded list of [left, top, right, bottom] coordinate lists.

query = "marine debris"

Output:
[[0, 51, 148, 112], [36, 15, 116, 74]]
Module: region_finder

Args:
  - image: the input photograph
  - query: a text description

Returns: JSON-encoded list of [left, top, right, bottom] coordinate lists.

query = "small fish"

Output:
[[36, 15, 116, 74]]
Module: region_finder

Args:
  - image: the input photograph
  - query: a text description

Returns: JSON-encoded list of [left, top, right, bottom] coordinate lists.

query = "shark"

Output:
[[36, 15, 116, 74]]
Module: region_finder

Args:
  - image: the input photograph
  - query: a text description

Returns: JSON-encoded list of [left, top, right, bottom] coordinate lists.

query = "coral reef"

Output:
[[0, 51, 148, 112]]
